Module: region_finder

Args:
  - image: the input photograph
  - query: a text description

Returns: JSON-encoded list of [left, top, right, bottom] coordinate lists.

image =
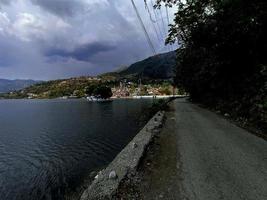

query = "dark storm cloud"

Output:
[[0, 36, 21, 67], [0, 0, 13, 9], [0, 0, 11, 5], [45, 42, 116, 62], [30, 0, 84, 17], [0, 0, 176, 79]]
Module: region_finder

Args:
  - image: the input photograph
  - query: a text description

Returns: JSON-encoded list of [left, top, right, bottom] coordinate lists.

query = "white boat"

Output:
[[86, 96, 113, 102]]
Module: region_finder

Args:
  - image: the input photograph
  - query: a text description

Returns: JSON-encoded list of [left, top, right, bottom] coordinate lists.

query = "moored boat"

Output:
[[86, 96, 113, 102]]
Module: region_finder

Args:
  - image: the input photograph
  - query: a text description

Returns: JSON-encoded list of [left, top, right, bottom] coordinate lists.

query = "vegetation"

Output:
[[100, 51, 176, 82], [0, 53, 181, 99], [0, 76, 178, 99], [0, 77, 101, 99], [91, 85, 113, 99], [157, 0, 267, 131], [0, 79, 40, 93], [141, 98, 171, 122]]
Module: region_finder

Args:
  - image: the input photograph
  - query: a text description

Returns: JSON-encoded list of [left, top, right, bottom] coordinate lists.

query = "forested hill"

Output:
[[0, 79, 40, 93], [101, 51, 176, 81], [120, 51, 176, 79], [157, 0, 267, 132], [0, 52, 177, 98]]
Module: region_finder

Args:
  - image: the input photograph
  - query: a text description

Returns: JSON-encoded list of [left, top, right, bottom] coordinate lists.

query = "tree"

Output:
[[156, 0, 266, 94], [93, 86, 113, 99], [155, 0, 267, 129], [85, 84, 97, 96]]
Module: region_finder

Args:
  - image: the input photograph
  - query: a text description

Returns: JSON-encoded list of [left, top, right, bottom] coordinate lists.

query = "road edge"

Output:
[[80, 111, 165, 200]]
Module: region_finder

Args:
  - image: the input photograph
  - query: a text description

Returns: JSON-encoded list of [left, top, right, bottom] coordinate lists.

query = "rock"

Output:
[[154, 117, 158, 122], [258, 104, 263, 109], [94, 174, 99, 179], [89, 171, 97, 179], [132, 142, 138, 149], [224, 113, 230, 117], [146, 126, 152, 131], [159, 194, 164, 198], [94, 171, 103, 179], [153, 129, 160, 134], [109, 170, 117, 180]]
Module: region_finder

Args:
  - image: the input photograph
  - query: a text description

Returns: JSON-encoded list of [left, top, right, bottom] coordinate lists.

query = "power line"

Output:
[[151, 0, 164, 43], [130, 0, 157, 55], [144, 0, 161, 44], [165, 4, 174, 51], [159, 7, 166, 38], [150, 0, 172, 52], [165, 4, 170, 26], [144, 0, 156, 23], [150, 17, 162, 45], [160, 7, 172, 52]]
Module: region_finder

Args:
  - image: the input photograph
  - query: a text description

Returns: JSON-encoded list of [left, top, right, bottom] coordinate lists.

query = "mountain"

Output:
[[0, 77, 101, 99], [0, 79, 41, 93], [0, 51, 177, 98], [100, 51, 176, 81]]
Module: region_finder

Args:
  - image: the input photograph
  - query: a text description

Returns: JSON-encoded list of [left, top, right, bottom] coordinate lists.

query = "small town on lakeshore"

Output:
[[0, 51, 186, 100], [0, 76, 184, 100]]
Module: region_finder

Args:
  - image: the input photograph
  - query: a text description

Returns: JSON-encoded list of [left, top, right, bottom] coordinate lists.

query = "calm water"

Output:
[[0, 99, 153, 200]]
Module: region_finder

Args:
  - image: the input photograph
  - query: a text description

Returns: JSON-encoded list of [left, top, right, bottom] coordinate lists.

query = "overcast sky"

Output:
[[0, 0, 176, 80]]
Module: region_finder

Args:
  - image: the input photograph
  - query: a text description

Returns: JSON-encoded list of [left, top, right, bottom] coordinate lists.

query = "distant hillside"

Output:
[[0, 52, 177, 99], [100, 51, 176, 81], [0, 79, 41, 93], [0, 77, 101, 99]]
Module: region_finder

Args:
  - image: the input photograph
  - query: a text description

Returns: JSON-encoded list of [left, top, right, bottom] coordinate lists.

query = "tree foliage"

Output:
[[92, 85, 113, 99], [156, 0, 267, 129]]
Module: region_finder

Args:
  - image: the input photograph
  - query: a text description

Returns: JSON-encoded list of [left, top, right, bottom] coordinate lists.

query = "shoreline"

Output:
[[111, 95, 187, 99], [0, 95, 187, 100], [80, 110, 166, 200]]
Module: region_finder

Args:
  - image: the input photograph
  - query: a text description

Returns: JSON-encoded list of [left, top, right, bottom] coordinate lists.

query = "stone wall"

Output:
[[80, 111, 165, 200]]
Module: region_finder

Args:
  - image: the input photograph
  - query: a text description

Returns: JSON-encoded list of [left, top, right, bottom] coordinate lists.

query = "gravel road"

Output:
[[175, 98, 267, 200], [116, 98, 267, 200]]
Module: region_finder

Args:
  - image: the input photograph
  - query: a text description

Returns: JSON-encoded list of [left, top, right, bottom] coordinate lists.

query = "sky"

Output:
[[0, 0, 176, 80]]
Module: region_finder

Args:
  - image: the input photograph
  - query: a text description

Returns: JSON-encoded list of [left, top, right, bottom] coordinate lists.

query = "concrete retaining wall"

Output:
[[80, 111, 165, 200]]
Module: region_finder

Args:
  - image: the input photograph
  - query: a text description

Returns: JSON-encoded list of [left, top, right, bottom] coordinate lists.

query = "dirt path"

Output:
[[116, 99, 267, 200], [116, 102, 180, 199]]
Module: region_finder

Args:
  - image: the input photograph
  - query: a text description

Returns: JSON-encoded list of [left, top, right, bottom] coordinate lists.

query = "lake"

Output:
[[0, 99, 153, 200]]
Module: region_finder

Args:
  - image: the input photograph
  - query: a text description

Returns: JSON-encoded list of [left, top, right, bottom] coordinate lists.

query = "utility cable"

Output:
[[160, 5, 171, 52], [165, 4, 170, 26], [131, 0, 157, 55], [158, 4, 171, 52], [144, 0, 156, 23], [144, 0, 161, 44], [151, 0, 164, 44], [165, 4, 174, 51], [159, 6, 167, 39]]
